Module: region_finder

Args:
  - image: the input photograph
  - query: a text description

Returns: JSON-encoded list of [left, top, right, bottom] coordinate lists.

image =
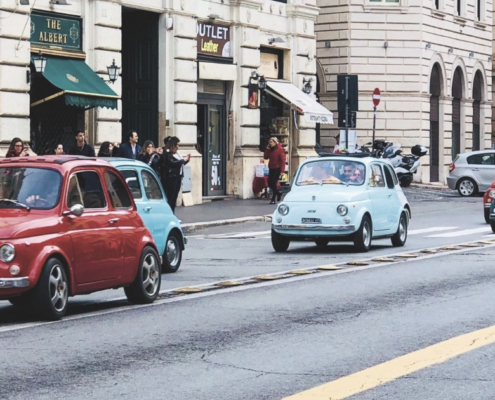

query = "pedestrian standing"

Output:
[[162, 136, 190, 213], [117, 130, 142, 159], [263, 137, 286, 204], [5, 138, 29, 158], [138, 140, 162, 177], [54, 143, 64, 155], [97, 141, 114, 157], [68, 130, 96, 157]]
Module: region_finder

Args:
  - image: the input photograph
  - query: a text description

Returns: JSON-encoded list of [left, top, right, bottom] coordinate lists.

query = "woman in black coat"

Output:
[[138, 140, 163, 177], [162, 136, 190, 213]]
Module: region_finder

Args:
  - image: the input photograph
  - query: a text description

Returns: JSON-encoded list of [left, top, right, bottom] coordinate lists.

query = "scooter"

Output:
[[389, 145, 428, 187]]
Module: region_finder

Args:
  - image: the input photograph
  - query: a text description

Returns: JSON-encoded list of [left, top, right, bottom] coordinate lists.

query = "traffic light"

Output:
[[338, 111, 356, 128], [337, 75, 359, 112]]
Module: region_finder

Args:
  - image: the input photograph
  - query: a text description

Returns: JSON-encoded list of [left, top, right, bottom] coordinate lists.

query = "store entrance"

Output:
[[197, 99, 226, 196]]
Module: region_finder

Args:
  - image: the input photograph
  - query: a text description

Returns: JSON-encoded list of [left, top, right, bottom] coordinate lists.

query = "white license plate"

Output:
[[302, 218, 321, 224]]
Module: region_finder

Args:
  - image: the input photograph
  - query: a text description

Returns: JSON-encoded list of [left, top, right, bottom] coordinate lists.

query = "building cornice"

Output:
[[286, 4, 319, 20], [230, 0, 264, 9]]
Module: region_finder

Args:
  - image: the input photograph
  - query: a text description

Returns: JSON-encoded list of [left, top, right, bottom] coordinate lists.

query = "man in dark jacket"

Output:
[[117, 130, 142, 159], [68, 130, 95, 157]]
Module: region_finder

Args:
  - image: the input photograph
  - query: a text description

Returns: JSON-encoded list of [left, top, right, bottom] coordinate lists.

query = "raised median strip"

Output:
[[181, 215, 272, 233]]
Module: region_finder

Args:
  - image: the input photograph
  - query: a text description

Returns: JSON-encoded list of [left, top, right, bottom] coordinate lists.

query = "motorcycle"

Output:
[[383, 144, 428, 187]]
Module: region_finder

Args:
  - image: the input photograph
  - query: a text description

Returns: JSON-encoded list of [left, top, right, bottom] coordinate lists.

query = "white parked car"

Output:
[[271, 156, 412, 252]]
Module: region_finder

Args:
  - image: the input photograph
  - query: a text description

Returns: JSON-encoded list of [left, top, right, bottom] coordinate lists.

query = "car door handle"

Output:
[[144, 207, 152, 212], [108, 218, 119, 224]]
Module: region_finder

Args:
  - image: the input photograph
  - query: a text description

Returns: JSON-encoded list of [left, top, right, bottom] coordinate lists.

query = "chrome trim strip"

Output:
[[273, 224, 355, 231], [0, 277, 30, 289]]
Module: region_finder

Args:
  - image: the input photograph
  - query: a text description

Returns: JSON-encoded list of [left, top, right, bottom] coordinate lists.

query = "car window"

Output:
[[141, 170, 164, 199], [467, 154, 495, 165], [383, 165, 395, 189], [0, 167, 62, 209], [370, 164, 386, 188], [68, 171, 107, 209], [295, 160, 365, 186], [119, 169, 142, 199], [104, 171, 133, 209], [386, 165, 399, 186]]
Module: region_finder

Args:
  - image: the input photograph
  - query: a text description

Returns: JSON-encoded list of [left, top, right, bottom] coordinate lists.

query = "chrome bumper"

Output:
[[0, 277, 30, 289], [273, 224, 355, 232]]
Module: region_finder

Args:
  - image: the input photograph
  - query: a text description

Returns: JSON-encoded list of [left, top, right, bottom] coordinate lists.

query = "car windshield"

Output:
[[296, 160, 366, 186], [0, 167, 62, 209]]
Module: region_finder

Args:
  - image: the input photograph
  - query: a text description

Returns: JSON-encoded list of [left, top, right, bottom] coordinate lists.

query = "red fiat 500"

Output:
[[0, 156, 161, 320], [483, 179, 495, 223]]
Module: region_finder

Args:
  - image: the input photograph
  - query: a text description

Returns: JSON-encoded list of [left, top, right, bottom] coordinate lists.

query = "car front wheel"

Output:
[[457, 178, 478, 197], [162, 231, 183, 273], [272, 230, 290, 252], [484, 208, 490, 224], [125, 246, 161, 304], [353, 215, 372, 252], [31, 257, 69, 320], [391, 212, 408, 247]]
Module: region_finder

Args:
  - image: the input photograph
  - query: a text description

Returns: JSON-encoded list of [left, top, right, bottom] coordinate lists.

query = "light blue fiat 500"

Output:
[[108, 159, 186, 272], [271, 156, 411, 253]]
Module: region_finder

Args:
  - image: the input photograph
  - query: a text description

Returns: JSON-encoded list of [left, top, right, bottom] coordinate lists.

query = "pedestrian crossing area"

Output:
[[188, 226, 495, 240]]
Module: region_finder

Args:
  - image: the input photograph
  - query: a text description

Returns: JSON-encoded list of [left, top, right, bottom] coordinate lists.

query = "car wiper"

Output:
[[0, 199, 30, 210]]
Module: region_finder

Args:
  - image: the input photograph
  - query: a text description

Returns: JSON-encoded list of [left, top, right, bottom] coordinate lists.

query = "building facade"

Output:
[[316, 0, 493, 184], [0, 0, 325, 205]]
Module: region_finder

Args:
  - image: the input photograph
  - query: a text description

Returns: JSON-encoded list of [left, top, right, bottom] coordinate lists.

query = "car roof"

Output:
[[457, 150, 495, 157], [307, 154, 384, 165], [0, 155, 112, 172]]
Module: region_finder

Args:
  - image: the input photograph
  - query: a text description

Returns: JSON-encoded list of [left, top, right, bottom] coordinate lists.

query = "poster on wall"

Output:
[[260, 52, 279, 79], [197, 22, 231, 58], [248, 80, 258, 109]]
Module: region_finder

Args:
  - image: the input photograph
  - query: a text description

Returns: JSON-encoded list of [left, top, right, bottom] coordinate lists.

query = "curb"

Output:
[[182, 215, 272, 233], [409, 182, 450, 191]]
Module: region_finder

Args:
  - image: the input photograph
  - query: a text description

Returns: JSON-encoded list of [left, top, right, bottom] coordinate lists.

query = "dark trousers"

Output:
[[268, 168, 281, 201], [165, 176, 182, 213]]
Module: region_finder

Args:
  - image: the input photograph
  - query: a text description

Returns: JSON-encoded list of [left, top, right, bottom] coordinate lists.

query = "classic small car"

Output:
[[482, 179, 495, 223], [271, 155, 412, 252], [0, 156, 161, 320], [107, 159, 186, 272]]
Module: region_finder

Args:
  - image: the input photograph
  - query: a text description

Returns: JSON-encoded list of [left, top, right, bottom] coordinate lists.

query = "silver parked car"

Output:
[[447, 150, 495, 196]]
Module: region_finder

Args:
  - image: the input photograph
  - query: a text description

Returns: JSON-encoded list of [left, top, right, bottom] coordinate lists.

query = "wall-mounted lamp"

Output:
[[208, 13, 219, 20], [302, 77, 313, 95], [325, 41, 331, 48], [383, 41, 388, 48], [469, 52, 474, 58], [250, 71, 267, 90], [105, 59, 120, 84], [27, 51, 47, 84], [489, 56, 493, 62], [19, 0, 30, 5], [425, 42, 431, 49], [49, 0, 72, 4], [448, 48, 454, 53], [268, 37, 285, 45]]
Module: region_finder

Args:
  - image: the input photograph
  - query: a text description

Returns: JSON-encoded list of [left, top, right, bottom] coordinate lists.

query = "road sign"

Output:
[[372, 88, 381, 107]]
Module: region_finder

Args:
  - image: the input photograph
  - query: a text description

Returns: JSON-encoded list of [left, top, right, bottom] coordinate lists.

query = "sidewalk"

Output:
[[176, 198, 276, 233]]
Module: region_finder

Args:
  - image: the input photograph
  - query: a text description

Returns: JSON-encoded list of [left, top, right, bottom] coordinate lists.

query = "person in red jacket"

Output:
[[264, 137, 286, 204]]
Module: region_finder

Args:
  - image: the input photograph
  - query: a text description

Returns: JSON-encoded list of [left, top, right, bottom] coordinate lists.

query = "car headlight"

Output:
[[337, 205, 348, 216], [278, 204, 289, 216], [0, 244, 15, 263], [489, 190, 495, 199]]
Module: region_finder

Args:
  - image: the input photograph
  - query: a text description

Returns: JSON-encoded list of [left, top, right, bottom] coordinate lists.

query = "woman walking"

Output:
[[6, 138, 29, 158], [162, 136, 190, 213], [138, 140, 163, 177], [263, 137, 286, 204]]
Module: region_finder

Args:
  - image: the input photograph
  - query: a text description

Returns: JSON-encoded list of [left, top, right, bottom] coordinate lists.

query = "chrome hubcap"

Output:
[[49, 264, 68, 312], [363, 221, 371, 247], [142, 253, 160, 296], [459, 181, 474, 195], [399, 218, 406, 241], [166, 236, 180, 267]]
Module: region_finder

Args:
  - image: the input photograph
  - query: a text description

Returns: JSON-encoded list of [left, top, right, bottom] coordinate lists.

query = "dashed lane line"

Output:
[[427, 226, 492, 238]]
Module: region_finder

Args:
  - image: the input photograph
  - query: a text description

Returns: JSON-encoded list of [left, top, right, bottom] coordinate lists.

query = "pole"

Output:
[[372, 105, 376, 151], [345, 76, 349, 150]]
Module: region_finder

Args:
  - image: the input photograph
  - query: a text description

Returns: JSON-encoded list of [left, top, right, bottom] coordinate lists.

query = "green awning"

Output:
[[39, 56, 119, 109]]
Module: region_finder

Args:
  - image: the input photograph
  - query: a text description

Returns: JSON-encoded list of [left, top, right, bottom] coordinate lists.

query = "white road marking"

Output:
[[427, 227, 492, 238], [408, 227, 458, 235]]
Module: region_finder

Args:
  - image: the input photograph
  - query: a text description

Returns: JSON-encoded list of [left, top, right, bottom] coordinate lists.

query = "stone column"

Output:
[[0, 2, 31, 154]]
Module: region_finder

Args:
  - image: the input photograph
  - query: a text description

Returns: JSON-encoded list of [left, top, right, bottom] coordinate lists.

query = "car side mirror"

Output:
[[63, 204, 84, 217]]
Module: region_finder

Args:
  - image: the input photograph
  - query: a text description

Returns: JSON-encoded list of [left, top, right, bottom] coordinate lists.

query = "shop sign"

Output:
[[197, 22, 231, 58], [30, 13, 82, 52], [260, 52, 279, 79]]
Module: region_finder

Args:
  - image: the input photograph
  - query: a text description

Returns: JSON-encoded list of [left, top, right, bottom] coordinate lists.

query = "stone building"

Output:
[[316, 0, 492, 184], [0, 0, 330, 204]]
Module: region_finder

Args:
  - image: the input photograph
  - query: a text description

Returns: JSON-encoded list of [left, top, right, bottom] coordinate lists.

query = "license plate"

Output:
[[302, 218, 321, 224]]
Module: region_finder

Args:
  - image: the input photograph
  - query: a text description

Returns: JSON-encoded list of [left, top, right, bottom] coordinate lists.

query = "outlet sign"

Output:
[[197, 22, 231, 58], [30, 12, 82, 52]]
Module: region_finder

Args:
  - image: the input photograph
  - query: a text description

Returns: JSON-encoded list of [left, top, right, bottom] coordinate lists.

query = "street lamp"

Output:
[[302, 77, 313, 95], [258, 76, 267, 91], [33, 51, 47, 74], [106, 59, 120, 84]]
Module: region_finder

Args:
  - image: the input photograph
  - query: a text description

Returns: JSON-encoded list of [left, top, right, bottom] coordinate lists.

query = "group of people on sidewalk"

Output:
[[5, 130, 190, 213]]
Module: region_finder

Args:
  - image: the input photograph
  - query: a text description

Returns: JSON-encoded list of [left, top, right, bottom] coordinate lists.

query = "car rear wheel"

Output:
[[484, 208, 490, 224], [353, 215, 372, 252], [391, 212, 408, 247], [31, 257, 69, 320], [272, 230, 290, 252], [491, 221, 495, 234], [125, 246, 161, 304], [315, 239, 329, 247], [457, 178, 478, 197], [162, 231, 182, 273]]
